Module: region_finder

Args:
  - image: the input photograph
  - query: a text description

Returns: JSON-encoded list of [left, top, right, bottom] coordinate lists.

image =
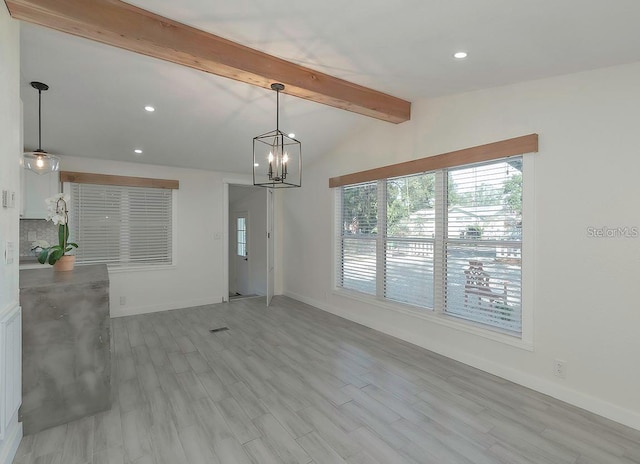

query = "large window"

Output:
[[338, 181, 378, 295], [68, 183, 174, 267], [336, 156, 523, 335], [385, 172, 437, 308]]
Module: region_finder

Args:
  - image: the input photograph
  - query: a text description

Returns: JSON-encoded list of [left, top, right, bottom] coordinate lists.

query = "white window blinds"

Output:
[[335, 156, 523, 336], [68, 183, 173, 267], [443, 159, 522, 332], [385, 172, 436, 308], [336, 181, 378, 296]]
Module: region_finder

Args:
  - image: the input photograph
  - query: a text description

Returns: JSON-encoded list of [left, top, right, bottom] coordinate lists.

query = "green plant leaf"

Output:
[[37, 249, 49, 264], [48, 248, 64, 265], [67, 242, 78, 248]]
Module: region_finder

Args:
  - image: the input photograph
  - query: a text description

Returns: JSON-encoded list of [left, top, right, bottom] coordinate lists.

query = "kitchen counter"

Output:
[[19, 264, 111, 435], [20, 262, 108, 288], [19, 256, 43, 270]]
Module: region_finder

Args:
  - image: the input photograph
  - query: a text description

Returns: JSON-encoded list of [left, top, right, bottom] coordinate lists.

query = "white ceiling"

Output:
[[20, 0, 640, 174]]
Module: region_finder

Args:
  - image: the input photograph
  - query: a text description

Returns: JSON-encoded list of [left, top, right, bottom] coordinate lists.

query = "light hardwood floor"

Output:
[[13, 296, 640, 464]]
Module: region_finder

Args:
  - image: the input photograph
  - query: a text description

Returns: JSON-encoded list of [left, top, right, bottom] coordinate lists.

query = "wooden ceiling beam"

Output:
[[6, 0, 411, 123]]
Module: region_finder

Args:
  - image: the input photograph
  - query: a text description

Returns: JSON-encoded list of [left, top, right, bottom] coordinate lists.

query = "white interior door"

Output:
[[266, 189, 274, 306], [233, 211, 250, 296]]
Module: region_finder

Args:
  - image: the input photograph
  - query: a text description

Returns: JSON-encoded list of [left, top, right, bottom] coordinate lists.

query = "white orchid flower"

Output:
[[44, 192, 70, 225], [30, 240, 50, 250]]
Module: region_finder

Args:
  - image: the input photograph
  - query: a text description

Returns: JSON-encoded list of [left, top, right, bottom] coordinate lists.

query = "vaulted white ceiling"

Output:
[[19, 0, 640, 173]]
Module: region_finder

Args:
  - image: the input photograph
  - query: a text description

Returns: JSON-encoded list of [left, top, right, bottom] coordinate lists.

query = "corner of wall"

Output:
[[0, 6, 24, 461]]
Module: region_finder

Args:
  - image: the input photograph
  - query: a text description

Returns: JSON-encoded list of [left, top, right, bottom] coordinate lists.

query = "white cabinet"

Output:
[[21, 169, 59, 219], [0, 304, 21, 441]]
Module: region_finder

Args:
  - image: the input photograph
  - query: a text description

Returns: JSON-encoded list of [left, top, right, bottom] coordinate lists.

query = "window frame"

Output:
[[236, 215, 247, 258], [332, 154, 534, 348], [63, 180, 178, 271]]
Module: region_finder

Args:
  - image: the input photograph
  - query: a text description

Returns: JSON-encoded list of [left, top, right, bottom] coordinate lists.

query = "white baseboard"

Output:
[[284, 290, 640, 432], [0, 416, 23, 464], [110, 296, 224, 318]]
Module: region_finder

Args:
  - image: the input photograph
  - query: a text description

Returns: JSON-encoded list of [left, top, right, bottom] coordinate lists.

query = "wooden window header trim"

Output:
[[60, 171, 179, 189], [328, 134, 538, 188]]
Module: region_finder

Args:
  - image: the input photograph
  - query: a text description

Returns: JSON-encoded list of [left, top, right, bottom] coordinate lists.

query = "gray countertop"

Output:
[[20, 264, 109, 289], [19, 263, 111, 434]]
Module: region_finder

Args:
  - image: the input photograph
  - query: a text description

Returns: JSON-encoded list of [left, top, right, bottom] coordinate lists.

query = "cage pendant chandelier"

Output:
[[253, 83, 301, 188]]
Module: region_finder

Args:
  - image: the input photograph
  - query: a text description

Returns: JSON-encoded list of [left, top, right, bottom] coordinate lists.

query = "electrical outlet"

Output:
[[119, 296, 126, 306], [553, 359, 566, 378]]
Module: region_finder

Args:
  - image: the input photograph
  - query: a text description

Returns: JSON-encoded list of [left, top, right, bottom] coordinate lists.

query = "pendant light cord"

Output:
[[276, 88, 280, 133], [38, 87, 42, 151]]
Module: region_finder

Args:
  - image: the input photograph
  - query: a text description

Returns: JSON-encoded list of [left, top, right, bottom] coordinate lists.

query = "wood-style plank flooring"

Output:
[[13, 296, 640, 463]]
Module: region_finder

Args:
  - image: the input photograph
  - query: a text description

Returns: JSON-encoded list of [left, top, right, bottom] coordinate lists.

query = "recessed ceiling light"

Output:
[[144, 106, 155, 112], [134, 149, 143, 154], [453, 51, 468, 59], [288, 133, 295, 138]]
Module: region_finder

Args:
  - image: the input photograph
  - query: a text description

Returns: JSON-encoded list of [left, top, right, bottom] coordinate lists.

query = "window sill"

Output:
[[331, 288, 533, 351], [107, 264, 177, 274]]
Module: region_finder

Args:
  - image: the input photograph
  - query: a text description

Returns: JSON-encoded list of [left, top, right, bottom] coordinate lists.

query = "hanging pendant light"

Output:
[[253, 83, 301, 188], [23, 81, 60, 175]]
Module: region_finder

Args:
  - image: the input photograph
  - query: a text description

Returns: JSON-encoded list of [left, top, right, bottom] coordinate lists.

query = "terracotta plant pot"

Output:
[[53, 255, 76, 272]]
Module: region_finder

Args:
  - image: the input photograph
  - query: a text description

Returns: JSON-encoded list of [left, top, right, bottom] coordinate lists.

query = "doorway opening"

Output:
[[228, 185, 268, 301]]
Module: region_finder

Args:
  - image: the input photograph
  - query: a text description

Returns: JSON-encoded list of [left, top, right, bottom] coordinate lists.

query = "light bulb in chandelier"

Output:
[[267, 152, 274, 179], [282, 153, 289, 178], [267, 147, 286, 182]]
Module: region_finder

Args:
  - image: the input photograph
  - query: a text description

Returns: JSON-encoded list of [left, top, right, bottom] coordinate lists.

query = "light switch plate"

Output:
[[2, 190, 16, 208], [4, 241, 15, 264]]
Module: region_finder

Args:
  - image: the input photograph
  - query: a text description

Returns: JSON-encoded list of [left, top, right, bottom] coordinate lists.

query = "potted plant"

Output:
[[37, 193, 79, 271]]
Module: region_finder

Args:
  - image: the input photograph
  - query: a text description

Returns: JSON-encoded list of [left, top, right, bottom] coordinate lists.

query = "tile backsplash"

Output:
[[19, 219, 58, 256]]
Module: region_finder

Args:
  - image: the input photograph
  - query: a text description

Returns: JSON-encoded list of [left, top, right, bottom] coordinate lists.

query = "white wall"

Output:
[[0, 5, 23, 462], [229, 186, 267, 296], [283, 61, 640, 430], [59, 156, 268, 317]]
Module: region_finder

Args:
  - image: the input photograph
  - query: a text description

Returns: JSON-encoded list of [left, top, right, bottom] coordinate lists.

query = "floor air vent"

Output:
[[209, 327, 229, 333]]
